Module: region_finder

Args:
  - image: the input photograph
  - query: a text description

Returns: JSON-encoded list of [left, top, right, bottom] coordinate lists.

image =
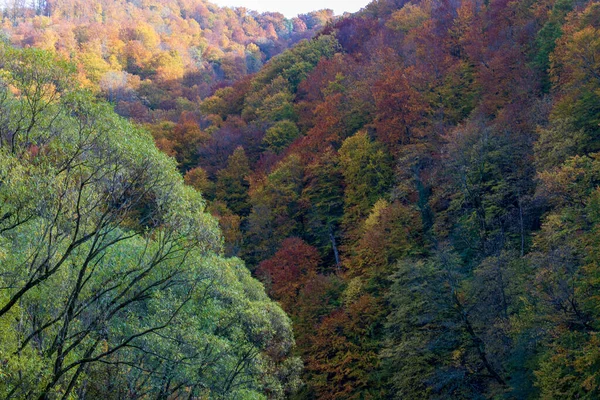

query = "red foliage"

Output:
[[256, 237, 321, 308], [305, 294, 383, 400], [372, 63, 430, 152]]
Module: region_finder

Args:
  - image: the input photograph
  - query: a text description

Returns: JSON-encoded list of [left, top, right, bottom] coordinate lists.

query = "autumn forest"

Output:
[[1, 0, 600, 398]]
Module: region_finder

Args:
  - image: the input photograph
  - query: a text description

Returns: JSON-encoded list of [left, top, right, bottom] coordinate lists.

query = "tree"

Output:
[[338, 131, 393, 239], [372, 64, 430, 153], [550, 2, 600, 153], [216, 146, 251, 217], [383, 250, 509, 399], [0, 46, 299, 399], [305, 294, 383, 400], [534, 0, 575, 92], [184, 166, 214, 198], [528, 154, 600, 399], [263, 120, 300, 154], [347, 199, 423, 283], [300, 147, 344, 266], [244, 154, 304, 266], [256, 237, 320, 310]]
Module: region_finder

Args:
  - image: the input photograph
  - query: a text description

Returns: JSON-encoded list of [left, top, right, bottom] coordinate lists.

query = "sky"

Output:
[[209, 0, 371, 18]]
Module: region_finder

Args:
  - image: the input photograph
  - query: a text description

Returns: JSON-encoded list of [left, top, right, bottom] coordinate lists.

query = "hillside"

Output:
[[0, 0, 334, 122], [2, 0, 600, 399], [186, 0, 600, 398]]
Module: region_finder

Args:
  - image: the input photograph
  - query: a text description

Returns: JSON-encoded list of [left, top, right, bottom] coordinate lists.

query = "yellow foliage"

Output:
[[386, 2, 430, 32]]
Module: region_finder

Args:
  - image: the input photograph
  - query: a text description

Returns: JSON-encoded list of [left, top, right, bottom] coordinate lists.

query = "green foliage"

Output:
[[263, 120, 301, 153], [441, 117, 536, 261], [251, 35, 341, 92], [348, 200, 424, 284], [550, 3, 600, 152], [0, 46, 299, 399], [241, 35, 340, 123], [8, 0, 600, 398], [534, 0, 574, 92], [382, 258, 447, 399], [300, 148, 344, 262], [216, 146, 252, 217], [535, 332, 600, 399], [256, 90, 297, 122], [535, 118, 586, 170], [245, 155, 304, 266], [338, 131, 394, 236]]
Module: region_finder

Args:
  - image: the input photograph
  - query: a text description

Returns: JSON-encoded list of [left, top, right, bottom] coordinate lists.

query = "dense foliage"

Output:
[[0, 44, 301, 399], [4, 0, 600, 398], [176, 0, 600, 398], [0, 0, 334, 123]]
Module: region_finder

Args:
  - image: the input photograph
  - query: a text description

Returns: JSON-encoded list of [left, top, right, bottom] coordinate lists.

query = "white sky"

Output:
[[210, 0, 370, 17]]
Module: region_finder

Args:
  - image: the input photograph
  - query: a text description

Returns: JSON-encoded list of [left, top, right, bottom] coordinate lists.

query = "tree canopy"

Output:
[[0, 43, 300, 399]]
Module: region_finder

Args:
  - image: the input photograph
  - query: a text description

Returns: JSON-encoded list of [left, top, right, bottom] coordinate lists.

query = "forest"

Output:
[[2, 0, 600, 398]]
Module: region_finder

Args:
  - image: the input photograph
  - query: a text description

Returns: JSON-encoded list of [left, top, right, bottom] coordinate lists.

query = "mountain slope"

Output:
[[188, 0, 600, 398], [3, 0, 600, 398], [1, 0, 334, 122]]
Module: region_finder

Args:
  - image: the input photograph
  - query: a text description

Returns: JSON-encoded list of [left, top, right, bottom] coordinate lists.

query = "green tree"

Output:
[[338, 130, 393, 238], [216, 146, 251, 217], [0, 46, 300, 400], [263, 120, 300, 154], [300, 147, 344, 266], [244, 154, 304, 266]]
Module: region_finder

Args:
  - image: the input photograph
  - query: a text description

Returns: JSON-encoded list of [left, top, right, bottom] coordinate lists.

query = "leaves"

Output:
[[0, 46, 298, 399]]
